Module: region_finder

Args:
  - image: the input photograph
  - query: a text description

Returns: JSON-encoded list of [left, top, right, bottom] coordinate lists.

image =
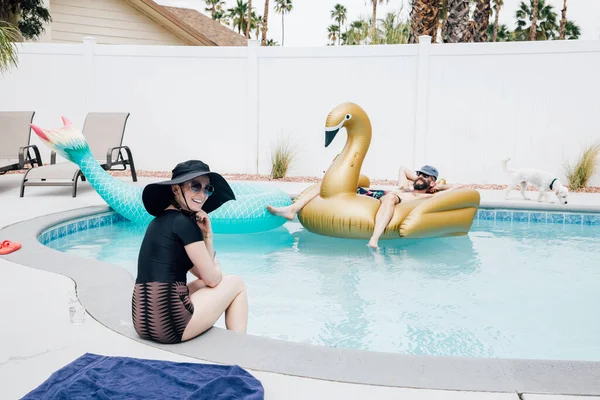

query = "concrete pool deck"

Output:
[[1, 173, 599, 399]]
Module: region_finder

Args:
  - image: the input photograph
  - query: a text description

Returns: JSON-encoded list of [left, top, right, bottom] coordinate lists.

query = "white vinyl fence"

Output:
[[1, 37, 599, 185]]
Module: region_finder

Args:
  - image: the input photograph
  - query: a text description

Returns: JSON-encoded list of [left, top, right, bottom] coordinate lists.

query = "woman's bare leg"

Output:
[[266, 182, 321, 220], [181, 275, 248, 341], [368, 194, 400, 249], [187, 278, 206, 295]]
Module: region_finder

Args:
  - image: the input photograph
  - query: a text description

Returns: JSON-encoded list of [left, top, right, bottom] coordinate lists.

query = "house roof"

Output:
[[163, 6, 248, 47], [125, 0, 247, 47]]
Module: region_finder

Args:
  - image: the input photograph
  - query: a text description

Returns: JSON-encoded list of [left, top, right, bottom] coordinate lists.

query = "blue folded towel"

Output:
[[22, 353, 264, 399]]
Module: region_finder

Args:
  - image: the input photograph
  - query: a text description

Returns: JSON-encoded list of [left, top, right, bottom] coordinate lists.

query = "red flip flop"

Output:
[[0, 240, 22, 255]]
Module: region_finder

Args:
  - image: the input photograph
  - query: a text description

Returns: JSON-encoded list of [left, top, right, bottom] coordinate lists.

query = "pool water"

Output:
[[46, 218, 600, 361]]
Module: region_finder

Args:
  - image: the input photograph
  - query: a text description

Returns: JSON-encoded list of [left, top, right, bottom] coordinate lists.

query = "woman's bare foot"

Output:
[[367, 238, 379, 250], [266, 205, 297, 221]]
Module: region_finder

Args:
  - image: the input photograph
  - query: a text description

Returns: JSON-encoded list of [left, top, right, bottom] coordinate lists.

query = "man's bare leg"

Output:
[[368, 193, 400, 249], [398, 166, 417, 189], [267, 182, 321, 220]]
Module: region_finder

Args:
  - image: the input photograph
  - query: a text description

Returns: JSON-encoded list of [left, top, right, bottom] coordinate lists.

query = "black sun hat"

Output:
[[142, 160, 236, 217]]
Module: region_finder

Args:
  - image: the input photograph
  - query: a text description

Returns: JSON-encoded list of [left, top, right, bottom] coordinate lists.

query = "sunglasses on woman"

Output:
[[188, 181, 214, 197]]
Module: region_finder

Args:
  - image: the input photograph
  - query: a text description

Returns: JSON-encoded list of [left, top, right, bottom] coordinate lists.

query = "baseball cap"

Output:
[[416, 165, 439, 180]]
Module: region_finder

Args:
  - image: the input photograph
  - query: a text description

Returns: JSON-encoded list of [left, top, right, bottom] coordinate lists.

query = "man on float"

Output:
[[266, 165, 462, 249]]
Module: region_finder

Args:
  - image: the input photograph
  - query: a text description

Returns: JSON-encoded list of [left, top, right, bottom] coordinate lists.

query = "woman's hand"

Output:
[[195, 209, 213, 238]]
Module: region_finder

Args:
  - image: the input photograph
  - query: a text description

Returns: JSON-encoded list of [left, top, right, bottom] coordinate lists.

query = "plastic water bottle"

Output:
[[68, 290, 85, 325]]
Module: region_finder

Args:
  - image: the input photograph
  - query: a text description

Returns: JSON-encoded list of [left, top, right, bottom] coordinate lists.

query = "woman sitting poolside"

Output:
[[132, 160, 248, 344]]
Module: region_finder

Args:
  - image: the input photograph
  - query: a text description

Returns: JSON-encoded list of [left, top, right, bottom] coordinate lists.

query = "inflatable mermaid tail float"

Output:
[[296, 102, 480, 239], [30, 118, 292, 234]]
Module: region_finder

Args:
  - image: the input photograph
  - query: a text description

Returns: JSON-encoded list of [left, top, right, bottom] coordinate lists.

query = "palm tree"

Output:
[[375, 11, 410, 44], [274, 0, 293, 46], [370, 0, 389, 41], [487, 22, 512, 41], [443, 0, 471, 43], [213, 9, 230, 25], [492, 0, 504, 42], [473, 0, 491, 42], [559, 0, 567, 40], [227, 0, 249, 34], [254, 14, 263, 39], [246, 0, 253, 38], [0, 22, 19, 74], [261, 0, 270, 45], [529, 0, 539, 40], [437, 0, 449, 43], [408, 0, 440, 43], [204, 0, 225, 18], [514, 0, 558, 41], [327, 24, 340, 45], [343, 19, 370, 45], [563, 19, 580, 39], [330, 4, 347, 46]]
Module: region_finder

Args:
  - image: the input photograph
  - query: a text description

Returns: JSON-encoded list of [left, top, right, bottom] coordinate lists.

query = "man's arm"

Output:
[[398, 166, 418, 189], [429, 183, 463, 193]]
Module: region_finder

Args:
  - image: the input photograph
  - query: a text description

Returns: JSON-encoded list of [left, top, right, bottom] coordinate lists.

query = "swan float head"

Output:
[[324, 102, 371, 147]]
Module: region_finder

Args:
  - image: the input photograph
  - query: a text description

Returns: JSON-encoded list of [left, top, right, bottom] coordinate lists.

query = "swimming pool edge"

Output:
[[1, 205, 599, 396]]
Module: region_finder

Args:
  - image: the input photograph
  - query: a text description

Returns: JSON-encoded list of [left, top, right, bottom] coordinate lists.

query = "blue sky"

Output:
[[157, 0, 600, 46]]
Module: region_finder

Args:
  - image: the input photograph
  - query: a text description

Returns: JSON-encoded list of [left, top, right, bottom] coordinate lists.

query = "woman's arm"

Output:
[[184, 241, 222, 287], [195, 209, 215, 259], [203, 234, 216, 260]]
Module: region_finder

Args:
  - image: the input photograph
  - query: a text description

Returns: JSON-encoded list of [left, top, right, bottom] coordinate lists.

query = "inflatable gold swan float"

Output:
[[296, 102, 481, 239]]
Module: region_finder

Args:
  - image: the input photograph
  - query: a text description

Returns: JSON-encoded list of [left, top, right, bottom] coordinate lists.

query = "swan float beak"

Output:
[[325, 107, 353, 147], [325, 125, 340, 147]]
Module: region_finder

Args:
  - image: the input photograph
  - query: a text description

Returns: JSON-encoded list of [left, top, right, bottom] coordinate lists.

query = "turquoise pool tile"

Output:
[[513, 211, 529, 222], [49, 229, 58, 241], [583, 214, 600, 225], [67, 223, 77, 234], [479, 210, 495, 220], [530, 212, 547, 223], [111, 213, 122, 224], [548, 213, 565, 224], [77, 219, 88, 231], [39, 232, 49, 244], [496, 211, 512, 221], [98, 215, 111, 227], [565, 214, 583, 225], [57, 225, 67, 238], [89, 218, 100, 229]]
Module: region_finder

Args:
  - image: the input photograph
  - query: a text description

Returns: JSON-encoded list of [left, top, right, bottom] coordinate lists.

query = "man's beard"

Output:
[[414, 179, 430, 191]]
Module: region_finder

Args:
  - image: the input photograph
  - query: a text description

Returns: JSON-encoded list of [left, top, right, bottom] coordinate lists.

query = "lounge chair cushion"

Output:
[[23, 162, 79, 180]]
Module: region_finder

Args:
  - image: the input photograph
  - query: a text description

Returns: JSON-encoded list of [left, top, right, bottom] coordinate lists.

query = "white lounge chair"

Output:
[[20, 112, 137, 197], [0, 111, 43, 174]]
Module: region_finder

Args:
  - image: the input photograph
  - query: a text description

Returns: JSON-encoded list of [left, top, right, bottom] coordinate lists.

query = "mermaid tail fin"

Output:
[[30, 116, 90, 163], [30, 117, 154, 225]]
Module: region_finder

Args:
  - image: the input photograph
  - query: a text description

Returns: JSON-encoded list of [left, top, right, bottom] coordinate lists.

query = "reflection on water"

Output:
[[46, 218, 600, 361]]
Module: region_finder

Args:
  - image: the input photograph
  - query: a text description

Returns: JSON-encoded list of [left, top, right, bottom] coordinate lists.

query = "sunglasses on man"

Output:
[[417, 172, 434, 179], [187, 181, 214, 197]]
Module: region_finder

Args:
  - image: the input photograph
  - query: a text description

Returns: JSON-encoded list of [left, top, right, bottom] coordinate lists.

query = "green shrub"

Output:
[[270, 137, 296, 179], [564, 142, 600, 190]]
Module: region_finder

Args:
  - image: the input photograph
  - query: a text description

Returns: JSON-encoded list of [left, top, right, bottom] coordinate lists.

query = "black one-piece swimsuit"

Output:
[[132, 210, 203, 344]]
